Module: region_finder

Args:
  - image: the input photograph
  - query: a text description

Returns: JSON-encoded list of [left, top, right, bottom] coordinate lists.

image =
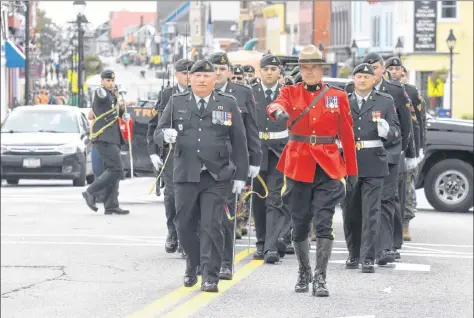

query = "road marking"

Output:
[[329, 260, 431, 272], [402, 245, 472, 255], [161, 259, 264, 318], [336, 316, 376, 318], [128, 248, 256, 318], [404, 243, 473, 248]]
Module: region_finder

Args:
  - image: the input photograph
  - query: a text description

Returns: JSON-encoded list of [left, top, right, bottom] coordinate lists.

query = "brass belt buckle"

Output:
[[263, 132, 269, 140], [355, 141, 362, 150], [310, 135, 317, 145]]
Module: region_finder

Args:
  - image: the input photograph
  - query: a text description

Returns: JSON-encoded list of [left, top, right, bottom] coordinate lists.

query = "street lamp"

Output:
[[446, 29, 456, 118], [350, 39, 358, 68], [73, 0, 87, 107], [395, 36, 404, 59]]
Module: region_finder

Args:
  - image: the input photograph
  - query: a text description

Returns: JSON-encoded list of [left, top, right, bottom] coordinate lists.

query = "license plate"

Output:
[[23, 158, 41, 168]]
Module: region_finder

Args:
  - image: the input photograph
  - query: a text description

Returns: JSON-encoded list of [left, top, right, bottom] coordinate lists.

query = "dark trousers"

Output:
[[162, 151, 177, 238], [282, 167, 345, 242], [343, 177, 384, 261], [87, 141, 123, 210], [376, 163, 400, 253], [252, 151, 290, 253], [393, 172, 407, 249], [221, 183, 238, 270], [174, 171, 230, 284]]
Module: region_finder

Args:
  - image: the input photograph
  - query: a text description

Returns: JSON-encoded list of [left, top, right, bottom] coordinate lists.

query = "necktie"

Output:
[[199, 99, 206, 115], [360, 98, 366, 110], [265, 89, 273, 103]]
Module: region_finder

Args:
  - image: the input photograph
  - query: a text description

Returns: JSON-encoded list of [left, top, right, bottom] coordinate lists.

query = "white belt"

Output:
[[259, 130, 289, 140], [355, 140, 384, 150]]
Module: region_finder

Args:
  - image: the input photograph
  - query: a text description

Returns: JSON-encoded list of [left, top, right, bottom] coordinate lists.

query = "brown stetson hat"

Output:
[[289, 44, 326, 65]]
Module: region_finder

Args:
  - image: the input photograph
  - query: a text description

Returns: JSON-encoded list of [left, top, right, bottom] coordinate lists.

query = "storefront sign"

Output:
[[413, 1, 437, 52]]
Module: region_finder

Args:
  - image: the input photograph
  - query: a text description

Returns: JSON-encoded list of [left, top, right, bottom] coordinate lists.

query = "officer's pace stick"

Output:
[[119, 91, 133, 179], [232, 192, 239, 275], [247, 178, 254, 253]]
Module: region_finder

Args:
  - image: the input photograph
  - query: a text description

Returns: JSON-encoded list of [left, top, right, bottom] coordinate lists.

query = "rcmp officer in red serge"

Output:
[[208, 52, 261, 281], [267, 45, 358, 297], [147, 58, 194, 255], [154, 60, 249, 293], [82, 69, 130, 215], [345, 52, 416, 265], [342, 63, 401, 273], [250, 54, 290, 263]]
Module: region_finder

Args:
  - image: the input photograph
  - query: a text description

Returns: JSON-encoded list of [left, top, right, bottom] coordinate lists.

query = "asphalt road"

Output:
[[1, 177, 472, 318]]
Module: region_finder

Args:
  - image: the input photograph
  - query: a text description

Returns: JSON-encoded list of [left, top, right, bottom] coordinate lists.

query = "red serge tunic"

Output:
[[267, 82, 358, 183]]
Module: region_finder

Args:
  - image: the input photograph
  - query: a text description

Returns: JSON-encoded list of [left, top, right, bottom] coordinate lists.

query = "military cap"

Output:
[[242, 65, 255, 73], [352, 63, 375, 76], [101, 69, 115, 79], [233, 66, 244, 76], [401, 65, 408, 73], [289, 44, 325, 64], [260, 54, 281, 68], [234, 63, 241, 68], [175, 58, 194, 72], [189, 60, 215, 73], [208, 52, 230, 65], [385, 56, 402, 68], [290, 66, 300, 77], [362, 52, 383, 65]]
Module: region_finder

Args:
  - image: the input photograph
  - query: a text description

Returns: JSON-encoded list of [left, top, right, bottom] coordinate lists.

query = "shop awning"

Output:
[[5, 40, 25, 68]]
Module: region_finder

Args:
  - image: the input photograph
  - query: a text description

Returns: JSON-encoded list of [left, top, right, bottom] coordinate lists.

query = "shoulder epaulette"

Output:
[[326, 83, 344, 91], [250, 82, 259, 87], [217, 91, 237, 100], [172, 90, 190, 97], [375, 90, 394, 100], [234, 82, 252, 90], [403, 82, 419, 92], [387, 80, 402, 88]]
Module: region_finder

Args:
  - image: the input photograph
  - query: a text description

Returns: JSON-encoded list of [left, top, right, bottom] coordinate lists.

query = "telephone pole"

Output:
[[24, 0, 30, 105]]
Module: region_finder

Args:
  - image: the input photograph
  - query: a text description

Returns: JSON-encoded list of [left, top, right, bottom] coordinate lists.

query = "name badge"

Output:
[[325, 96, 339, 109], [212, 111, 232, 126]]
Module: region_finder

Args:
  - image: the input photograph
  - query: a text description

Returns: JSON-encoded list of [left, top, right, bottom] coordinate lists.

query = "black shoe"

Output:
[[241, 227, 248, 236], [312, 273, 329, 297], [264, 250, 280, 264], [184, 275, 198, 287], [219, 267, 232, 280], [295, 268, 312, 293], [82, 191, 98, 212], [392, 248, 401, 260], [196, 265, 202, 276], [285, 242, 295, 254], [376, 249, 395, 265], [104, 207, 129, 215], [277, 238, 287, 258], [361, 259, 375, 273], [253, 246, 264, 260], [201, 282, 218, 293], [165, 234, 178, 253], [345, 256, 359, 269]]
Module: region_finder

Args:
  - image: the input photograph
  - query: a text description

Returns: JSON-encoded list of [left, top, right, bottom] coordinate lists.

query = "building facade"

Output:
[[327, 1, 352, 64]]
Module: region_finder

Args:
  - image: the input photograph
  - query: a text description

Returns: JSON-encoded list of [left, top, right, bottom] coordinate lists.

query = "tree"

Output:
[[84, 55, 104, 78], [36, 8, 59, 60]]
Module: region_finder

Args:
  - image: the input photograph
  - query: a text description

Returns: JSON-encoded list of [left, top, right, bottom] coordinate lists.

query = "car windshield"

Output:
[[1, 110, 79, 133]]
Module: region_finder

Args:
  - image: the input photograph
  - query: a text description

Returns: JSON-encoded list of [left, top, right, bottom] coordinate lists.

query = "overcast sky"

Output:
[[39, 1, 157, 28]]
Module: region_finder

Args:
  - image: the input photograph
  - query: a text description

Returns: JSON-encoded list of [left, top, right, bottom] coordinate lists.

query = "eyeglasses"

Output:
[[232, 76, 243, 81]]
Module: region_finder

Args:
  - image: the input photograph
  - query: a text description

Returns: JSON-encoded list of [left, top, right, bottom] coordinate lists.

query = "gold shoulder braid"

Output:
[[89, 96, 121, 139]]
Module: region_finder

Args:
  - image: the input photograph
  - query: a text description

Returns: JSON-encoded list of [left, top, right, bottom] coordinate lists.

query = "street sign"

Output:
[[190, 2, 204, 46]]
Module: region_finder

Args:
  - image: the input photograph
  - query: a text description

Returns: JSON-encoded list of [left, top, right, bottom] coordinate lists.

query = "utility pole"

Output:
[[24, 0, 30, 105]]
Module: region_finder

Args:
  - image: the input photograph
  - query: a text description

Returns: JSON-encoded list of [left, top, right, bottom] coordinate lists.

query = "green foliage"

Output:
[[85, 55, 104, 78], [338, 66, 353, 79]]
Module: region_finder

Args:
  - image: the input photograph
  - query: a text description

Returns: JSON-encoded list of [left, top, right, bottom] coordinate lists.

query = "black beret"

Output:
[[189, 60, 215, 73], [260, 54, 281, 68], [362, 52, 383, 65], [352, 63, 375, 76], [234, 63, 241, 68], [242, 65, 255, 73], [101, 69, 115, 79], [208, 52, 229, 65], [233, 66, 244, 76], [385, 57, 402, 68], [401, 65, 407, 73], [290, 66, 300, 77], [175, 58, 194, 72]]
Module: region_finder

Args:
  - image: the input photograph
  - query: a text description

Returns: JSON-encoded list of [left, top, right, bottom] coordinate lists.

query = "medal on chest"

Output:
[[372, 111, 381, 122], [325, 96, 339, 109]]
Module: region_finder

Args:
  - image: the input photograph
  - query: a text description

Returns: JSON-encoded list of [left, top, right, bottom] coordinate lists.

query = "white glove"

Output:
[[232, 180, 246, 194], [377, 118, 389, 139], [122, 113, 131, 122], [96, 87, 107, 98], [419, 149, 425, 161], [248, 165, 260, 178], [149, 154, 163, 170], [163, 128, 178, 143], [405, 158, 418, 170]]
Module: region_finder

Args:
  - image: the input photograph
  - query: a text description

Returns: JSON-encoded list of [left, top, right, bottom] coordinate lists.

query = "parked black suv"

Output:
[[416, 116, 473, 212]]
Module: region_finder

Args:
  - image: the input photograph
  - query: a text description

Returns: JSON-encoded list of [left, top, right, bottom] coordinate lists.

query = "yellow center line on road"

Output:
[[128, 248, 256, 318], [162, 259, 264, 318]]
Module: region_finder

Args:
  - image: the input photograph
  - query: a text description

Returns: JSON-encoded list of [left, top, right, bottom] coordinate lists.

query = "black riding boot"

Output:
[[312, 238, 333, 297], [293, 239, 312, 293]]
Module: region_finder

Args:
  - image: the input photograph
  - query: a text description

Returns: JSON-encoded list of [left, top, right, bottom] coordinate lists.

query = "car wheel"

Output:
[[6, 178, 19, 185], [73, 160, 87, 187], [86, 174, 94, 185], [424, 159, 473, 212]]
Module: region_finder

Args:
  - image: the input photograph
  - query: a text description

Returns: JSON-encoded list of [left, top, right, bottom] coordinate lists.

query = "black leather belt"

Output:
[[289, 134, 336, 145]]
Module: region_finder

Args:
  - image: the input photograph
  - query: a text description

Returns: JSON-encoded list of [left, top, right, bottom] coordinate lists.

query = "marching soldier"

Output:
[[154, 60, 249, 293], [232, 65, 247, 85], [250, 54, 290, 263], [345, 52, 416, 265], [208, 52, 262, 281], [343, 64, 401, 273], [267, 45, 358, 297], [147, 58, 194, 255], [82, 69, 130, 215], [243, 64, 256, 83]]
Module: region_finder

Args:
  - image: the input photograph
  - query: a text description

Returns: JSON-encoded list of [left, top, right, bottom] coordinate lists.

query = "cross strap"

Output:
[[288, 85, 329, 130]]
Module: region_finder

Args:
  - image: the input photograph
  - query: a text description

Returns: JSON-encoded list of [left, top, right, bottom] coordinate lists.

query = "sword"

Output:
[[247, 178, 254, 253]]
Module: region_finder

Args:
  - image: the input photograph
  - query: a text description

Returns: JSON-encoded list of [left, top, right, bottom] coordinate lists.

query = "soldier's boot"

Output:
[[312, 238, 333, 297], [165, 233, 178, 253], [403, 223, 412, 241], [293, 239, 312, 293]]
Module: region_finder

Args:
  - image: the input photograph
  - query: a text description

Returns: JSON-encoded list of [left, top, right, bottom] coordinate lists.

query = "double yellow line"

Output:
[[129, 248, 263, 318]]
